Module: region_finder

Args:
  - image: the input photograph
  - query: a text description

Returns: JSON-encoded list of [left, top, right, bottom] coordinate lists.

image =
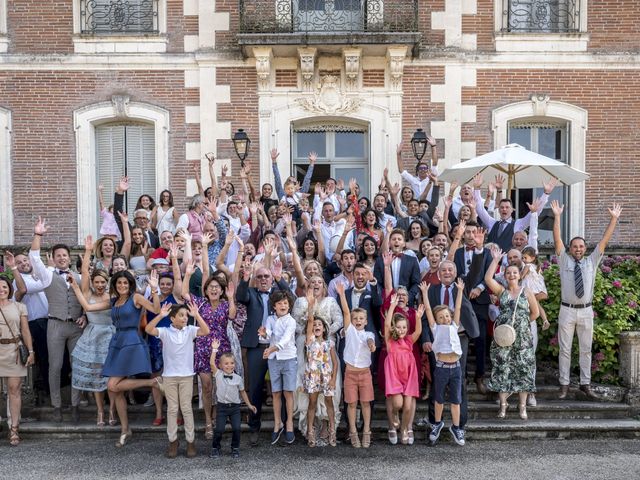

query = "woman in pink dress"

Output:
[[383, 293, 423, 446]]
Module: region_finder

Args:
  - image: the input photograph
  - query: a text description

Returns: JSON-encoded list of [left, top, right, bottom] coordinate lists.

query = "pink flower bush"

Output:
[[612, 280, 622, 288], [605, 296, 615, 306]]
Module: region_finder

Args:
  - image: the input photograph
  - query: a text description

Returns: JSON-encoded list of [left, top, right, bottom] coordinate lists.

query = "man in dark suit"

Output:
[[452, 221, 492, 393], [418, 260, 479, 430], [396, 196, 439, 237], [373, 229, 421, 306], [236, 263, 291, 446], [113, 176, 160, 248]]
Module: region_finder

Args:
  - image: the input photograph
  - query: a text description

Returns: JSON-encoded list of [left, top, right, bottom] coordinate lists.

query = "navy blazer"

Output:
[[373, 254, 421, 307], [236, 278, 291, 348], [345, 283, 383, 346], [114, 192, 159, 249], [420, 283, 480, 345], [453, 247, 492, 305]]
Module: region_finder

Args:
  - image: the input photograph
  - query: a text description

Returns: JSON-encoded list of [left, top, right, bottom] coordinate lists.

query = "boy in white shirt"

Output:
[[209, 338, 256, 459], [336, 283, 376, 449], [146, 302, 210, 458], [258, 290, 297, 445], [421, 279, 466, 447]]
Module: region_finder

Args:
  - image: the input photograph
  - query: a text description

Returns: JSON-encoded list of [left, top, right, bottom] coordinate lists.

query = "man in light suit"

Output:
[[373, 229, 421, 306], [419, 260, 479, 430]]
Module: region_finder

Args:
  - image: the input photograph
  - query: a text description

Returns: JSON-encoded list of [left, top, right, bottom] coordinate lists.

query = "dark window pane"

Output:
[[296, 132, 326, 157], [538, 127, 563, 161], [335, 132, 365, 158], [508, 127, 531, 149]]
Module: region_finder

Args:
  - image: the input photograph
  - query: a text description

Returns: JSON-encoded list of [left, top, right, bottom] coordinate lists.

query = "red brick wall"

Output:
[[421, 0, 445, 47], [462, 69, 640, 246], [464, 0, 494, 51], [275, 70, 298, 88], [214, 0, 238, 50], [588, 1, 640, 52], [166, 0, 197, 53], [401, 66, 446, 161], [7, 0, 74, 53], [363, 69, 385, 87], [215, 67, 260, 189], [0, 70, 198, 244]]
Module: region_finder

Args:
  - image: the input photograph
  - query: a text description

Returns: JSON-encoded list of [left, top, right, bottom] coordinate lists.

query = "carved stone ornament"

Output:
[[111, 94, 130, 119], [298, 47, 316, 88], [295, 75, 364, 115], [386, 46, 407, 90], [343, 48, 361, 87], [253, 47, 273, 91], [531, 94, 551, 116]]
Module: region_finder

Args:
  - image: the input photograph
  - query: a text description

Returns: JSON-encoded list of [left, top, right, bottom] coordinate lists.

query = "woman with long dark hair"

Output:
[[152, 189, 180, 235]]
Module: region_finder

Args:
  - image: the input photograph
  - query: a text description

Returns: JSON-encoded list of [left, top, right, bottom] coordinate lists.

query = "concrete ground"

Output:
[[1, 435, 639, 480]]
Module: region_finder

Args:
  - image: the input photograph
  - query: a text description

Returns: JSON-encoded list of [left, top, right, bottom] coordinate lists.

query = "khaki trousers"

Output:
[[163, 375, 195, 443], [558, 305, 594, 386]]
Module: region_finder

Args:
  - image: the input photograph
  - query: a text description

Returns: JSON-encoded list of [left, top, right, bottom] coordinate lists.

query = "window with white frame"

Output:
[[0, 0, 8, 53], [95, 122, 156, 217]]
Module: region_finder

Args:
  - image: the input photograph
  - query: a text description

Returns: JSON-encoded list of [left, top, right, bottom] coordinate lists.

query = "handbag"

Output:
[[493, 288, 523, 348], [0, 304, 30, 365]]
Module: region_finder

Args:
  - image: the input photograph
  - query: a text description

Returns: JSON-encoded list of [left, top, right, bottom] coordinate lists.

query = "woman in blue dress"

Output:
[[71, 269, 162, 447]]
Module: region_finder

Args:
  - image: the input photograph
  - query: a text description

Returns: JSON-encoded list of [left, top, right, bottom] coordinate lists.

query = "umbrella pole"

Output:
[[507, 165, 514, 192]]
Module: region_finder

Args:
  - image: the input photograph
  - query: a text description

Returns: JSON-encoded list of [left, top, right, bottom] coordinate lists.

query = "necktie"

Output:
[[465, 246, 475, 252], [393, 253, 403, 259], [58, 270, 70, 275], [575, 260, 584, 298], [224, 375, 233, 380], [443, 285, 450, 307], [499, 220, 508, 234]]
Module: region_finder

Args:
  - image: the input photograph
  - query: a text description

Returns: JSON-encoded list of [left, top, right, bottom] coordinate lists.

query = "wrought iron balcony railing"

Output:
[[239, 0, 418, 34], [80, 0, 159, 35], [501, 0, 580, 33]]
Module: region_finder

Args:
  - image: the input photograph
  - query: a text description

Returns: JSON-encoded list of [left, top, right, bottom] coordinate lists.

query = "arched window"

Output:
[[492, 97, 587, 241]]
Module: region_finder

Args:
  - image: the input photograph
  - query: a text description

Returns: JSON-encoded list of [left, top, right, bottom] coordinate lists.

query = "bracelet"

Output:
[[29, 350, 34, 354], [34, 233, 42, 237], [211, 349, 218, 352], [11, 267, 18, 271]]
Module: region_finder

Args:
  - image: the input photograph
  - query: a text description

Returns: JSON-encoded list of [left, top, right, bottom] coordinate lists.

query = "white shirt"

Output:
[[263, 313, 297, 360], [431, 323, 462, 356], [400, 165, 439, 201], [157, 325, 198, 377], [379, 213, 397, 229], [391, 256, 401, 288], [13, 274, 49, 321], [28, 250, 60, 289], [327, 274, 354, 300], [312, 210, 346, 260], [343, 324, 375, 368], [214, 370, 244, 404], [473, 190, 549, 233]]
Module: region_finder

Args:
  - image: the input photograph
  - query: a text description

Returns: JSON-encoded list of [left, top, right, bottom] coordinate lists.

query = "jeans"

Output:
[[212, 402, 241, 450], [29, 318, 49, 393], [246, 345, 269, 432]]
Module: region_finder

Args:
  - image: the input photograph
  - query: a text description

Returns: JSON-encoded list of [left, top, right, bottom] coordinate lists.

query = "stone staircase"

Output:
[[13, 380, 640, 443]]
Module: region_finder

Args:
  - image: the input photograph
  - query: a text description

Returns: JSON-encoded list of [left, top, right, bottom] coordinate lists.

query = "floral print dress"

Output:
[[487, 289, 536, 393], [192, 296, 231, 373], [303, 339, 335, 397]]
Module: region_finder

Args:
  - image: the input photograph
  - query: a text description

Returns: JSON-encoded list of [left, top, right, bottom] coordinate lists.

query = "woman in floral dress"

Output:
[[484, 247, 540, 421], [182, 261, 236, 440]]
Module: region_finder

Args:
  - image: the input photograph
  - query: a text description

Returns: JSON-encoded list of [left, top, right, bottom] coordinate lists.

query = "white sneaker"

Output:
[[143, 394, 155, 407], [527, 394, 537, 407]]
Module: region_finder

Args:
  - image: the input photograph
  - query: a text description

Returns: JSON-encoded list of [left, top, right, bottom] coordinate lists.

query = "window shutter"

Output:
[[95, 125, 126, 219], [124, 124, 156, 214]]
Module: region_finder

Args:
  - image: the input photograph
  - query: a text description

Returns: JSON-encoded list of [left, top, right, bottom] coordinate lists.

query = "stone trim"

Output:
[[0, 106, 12, 244]]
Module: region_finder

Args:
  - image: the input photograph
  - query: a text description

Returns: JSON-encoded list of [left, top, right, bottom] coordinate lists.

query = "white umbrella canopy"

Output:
[[438, 143, 590, 190]]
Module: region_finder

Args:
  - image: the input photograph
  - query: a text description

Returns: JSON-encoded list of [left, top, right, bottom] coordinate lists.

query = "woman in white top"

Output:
[[152, 189, 179, 235]]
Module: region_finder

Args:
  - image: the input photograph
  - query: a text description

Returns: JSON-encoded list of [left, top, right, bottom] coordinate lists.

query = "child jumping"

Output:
[[303, 291, 339, 447], [258, 290, 298, 445], [209, 338, 256, 459], [384, 293, 423, 445], [421, 280, 466, 446], [145, 302, 210, 458], [336, 283, 376, 449]]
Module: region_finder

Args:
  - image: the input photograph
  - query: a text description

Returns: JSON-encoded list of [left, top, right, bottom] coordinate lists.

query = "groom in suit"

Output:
[[373, 229, 421, 306], [236, 263, 292, 446], [419, 260, 480, 429], [452, 221, 492, 393]]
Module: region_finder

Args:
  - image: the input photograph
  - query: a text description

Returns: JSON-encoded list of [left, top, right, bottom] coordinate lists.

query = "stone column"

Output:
[[619, 331, 640, 405]]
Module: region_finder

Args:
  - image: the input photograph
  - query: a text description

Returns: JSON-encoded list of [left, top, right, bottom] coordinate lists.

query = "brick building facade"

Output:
[[0, 1, 638, 247]]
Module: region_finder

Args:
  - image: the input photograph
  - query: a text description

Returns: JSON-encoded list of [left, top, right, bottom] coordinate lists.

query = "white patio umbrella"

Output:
[[438, 143, 590, 191]]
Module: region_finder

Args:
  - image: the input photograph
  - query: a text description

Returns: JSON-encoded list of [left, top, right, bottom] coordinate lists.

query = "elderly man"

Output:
[[236, 263, 292, 446], [417, 260, 479, 432], [113, 176, 160, 248], [551, 200, 622, 399], [29, 218, 86, 422], [176, 194, 207, 241]]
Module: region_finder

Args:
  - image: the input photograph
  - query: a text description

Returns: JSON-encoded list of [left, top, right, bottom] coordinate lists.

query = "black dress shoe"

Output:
[[52, 407, 63, 423], [558, 385, 569, 399], [249, 431, 259, 447], [579, 384, 598, 400]]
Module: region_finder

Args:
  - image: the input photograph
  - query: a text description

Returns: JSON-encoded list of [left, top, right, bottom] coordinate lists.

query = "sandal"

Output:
[[361, 431, 371, 449], [97, 412, 105, 427], [519, 403, 528, 421], [328, 428, 337, 447], [109, 409, 117, 426], [400, 429, 409, 445], [407, 430, 414, 445], [9, 425, 20, 446], [115, 430, 132, 448], [205, 423, 213, 440], [349, 430, 361, 448], [307, 427, 316, 448], [498, 402, 508, 419], [387, 428, 398, 445]]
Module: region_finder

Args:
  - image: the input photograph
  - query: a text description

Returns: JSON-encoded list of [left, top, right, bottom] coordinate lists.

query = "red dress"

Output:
[[384, 337, 419, 398], [377, 290, 421, 394]]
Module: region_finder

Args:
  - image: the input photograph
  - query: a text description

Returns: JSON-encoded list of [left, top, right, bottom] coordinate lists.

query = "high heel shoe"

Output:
[[349, 430, 361, 448], [109, 409, 117, 426], [328, 427, 336, 447], [498, 402, 508, 419], [400, 429, 409, 445], [519, 403, 528, 420], [115, 430, 132, 448], [205, 423, 213, 440], [9, 425, 20, 446], [97, 412, 105, 427], [307, 427, 316, 448]]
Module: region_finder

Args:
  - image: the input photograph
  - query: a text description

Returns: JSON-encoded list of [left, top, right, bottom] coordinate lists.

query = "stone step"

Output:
[[22, 399, 634, 424], [16, 418, 640, 442]]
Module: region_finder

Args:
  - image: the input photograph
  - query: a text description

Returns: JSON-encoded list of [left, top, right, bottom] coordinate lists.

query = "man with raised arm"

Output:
[[396, 136, 439, 202], [551, 200, 622, 399], [472, 174, 557, 252]]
